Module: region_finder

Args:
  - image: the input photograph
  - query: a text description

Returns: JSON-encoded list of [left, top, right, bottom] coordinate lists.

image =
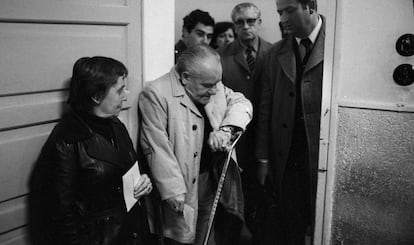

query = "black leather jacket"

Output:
[[30, 110, 148, 245]]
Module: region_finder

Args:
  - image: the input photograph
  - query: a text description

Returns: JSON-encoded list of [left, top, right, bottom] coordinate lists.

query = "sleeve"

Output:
[[220, 83, 253, 131], [255, 54, 272, 161], [138, 85, 187, 201], [44, 139, 81, 245]]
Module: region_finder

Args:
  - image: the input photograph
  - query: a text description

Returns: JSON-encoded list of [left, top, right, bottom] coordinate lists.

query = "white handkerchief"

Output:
[[183, 204, 195, 232], [122, 161, 141, 212]]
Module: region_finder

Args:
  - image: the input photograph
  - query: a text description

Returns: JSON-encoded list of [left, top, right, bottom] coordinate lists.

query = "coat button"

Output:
[[132, 232, 138, 238], [246, 75, 250, 80], [105, 216, 110, 221], [194, 152, 198, 158], [117, 186, 122, 193], [192, 125, 197, 130]]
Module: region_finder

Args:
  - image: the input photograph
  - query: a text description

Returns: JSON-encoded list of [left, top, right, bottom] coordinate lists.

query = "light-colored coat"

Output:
[[139, 68, 252, 243]]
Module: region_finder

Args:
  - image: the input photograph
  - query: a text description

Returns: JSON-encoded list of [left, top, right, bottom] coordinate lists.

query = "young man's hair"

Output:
[[182, 9, 215, 33]]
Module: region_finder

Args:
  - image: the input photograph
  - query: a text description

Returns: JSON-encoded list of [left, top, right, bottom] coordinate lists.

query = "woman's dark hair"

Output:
[[210, 21, 236, 49], [68, 56, 128, 113]]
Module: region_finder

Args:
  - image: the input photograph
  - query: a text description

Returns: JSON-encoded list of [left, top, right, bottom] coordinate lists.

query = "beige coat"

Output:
[[139, 68, 252, 243]]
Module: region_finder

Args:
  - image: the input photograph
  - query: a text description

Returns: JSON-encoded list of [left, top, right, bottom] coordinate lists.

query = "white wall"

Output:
[[143, 0, 175, 82], [175, 0, 328, 45]]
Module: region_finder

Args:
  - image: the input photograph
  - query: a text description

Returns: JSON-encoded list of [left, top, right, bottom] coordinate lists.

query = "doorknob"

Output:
[[393, 64, 413, 86], [396, 34, 414, 57]]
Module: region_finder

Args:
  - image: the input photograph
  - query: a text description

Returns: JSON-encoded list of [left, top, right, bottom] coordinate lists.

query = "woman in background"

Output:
[[30, 56, 153, 245], [210, 21, 236, 49]]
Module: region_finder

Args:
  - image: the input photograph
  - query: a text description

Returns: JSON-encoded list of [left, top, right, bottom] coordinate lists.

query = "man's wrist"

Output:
[[219, 126, 234, 134]]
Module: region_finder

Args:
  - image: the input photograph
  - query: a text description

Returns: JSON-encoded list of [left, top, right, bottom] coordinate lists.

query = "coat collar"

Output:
[[276, 14, 326, 83], [61, 109, 131, 168], [170, 68, 202, 118]]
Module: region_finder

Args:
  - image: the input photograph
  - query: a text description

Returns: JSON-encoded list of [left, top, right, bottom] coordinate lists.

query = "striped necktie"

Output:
[[246, 46, 256, 73]]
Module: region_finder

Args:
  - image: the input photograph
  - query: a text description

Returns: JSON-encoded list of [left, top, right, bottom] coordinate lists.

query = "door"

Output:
[[315, 0, 414, 244], [0, 1, 141, 244]]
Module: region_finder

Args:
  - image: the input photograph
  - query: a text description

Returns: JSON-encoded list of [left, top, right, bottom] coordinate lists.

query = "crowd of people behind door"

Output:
[[30, 0, 324, 245]]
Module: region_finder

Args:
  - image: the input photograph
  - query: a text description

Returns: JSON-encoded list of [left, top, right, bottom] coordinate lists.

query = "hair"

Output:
[[182, 9, 215, 33], [231, 2, 261, 22], [210, 21, 236, 49], [297, 0, 318, 11], [176, 44, 220, 76], [68, 56, 128, 113]]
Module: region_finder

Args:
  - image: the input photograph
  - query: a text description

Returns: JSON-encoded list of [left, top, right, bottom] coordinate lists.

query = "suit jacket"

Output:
[[139, 68, 252, 243], [219, 37, 272, 171], [255, 16, 326, 212]]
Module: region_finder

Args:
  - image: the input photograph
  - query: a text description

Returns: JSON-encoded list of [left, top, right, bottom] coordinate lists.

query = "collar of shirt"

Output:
[[295, 15, 322, 46]]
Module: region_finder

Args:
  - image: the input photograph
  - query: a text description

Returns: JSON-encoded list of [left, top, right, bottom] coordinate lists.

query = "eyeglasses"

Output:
[[234, 18, 259, 27]]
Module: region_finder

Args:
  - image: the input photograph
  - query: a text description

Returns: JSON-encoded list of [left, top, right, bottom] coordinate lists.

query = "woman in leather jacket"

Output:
[[30, 56, 153, 245]]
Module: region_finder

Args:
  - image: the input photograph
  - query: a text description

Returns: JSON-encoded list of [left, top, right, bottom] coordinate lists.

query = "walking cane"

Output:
[[203, 131, 243, 245]]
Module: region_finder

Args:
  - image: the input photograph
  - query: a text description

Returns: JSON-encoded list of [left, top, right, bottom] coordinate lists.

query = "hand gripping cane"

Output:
[[203, 131, 243, 245]]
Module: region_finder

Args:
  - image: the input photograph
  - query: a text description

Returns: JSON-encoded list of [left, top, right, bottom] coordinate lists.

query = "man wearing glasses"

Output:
[[218, 2, 272, 244], [256, 0, 324, 244]]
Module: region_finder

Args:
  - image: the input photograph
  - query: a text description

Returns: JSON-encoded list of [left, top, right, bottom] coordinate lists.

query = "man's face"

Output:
[[276, 0, 312, 37], [183, 23, 214, 47], [182, 57, 222, 105], [233, 7, 261, 41]]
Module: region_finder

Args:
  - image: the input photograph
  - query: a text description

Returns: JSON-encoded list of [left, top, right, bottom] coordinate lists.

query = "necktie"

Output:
[[246, 46, 256, 73], [300, 38, 312, 64]]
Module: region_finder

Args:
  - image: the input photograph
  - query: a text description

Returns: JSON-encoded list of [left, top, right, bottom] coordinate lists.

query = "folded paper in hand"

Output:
[[122, 161, 141, 212]]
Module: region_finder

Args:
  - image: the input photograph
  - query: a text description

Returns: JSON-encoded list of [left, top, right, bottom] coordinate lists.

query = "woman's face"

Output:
[[93, 76, 128, 117], [216, 28, 235, 48]]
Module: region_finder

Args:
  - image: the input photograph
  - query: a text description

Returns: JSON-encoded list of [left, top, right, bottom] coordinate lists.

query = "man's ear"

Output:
[[181, 71, 190, 86]]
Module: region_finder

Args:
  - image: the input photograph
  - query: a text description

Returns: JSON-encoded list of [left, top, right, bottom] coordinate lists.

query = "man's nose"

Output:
[[201, 36, 209, 44], [208, 86, 218, 95]]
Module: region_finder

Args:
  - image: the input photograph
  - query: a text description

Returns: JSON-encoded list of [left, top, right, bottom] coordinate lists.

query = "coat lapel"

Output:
[[277, 37, 297, 84], [304, 15, 326, 74], [232, 40, 250, 74], [85, 134, 125, 167]]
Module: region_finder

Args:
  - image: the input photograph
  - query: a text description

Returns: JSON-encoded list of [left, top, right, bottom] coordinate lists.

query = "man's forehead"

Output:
[[192, 23, 214, 34], [235, 7, 259, 19], [276, 0, 300, 9]]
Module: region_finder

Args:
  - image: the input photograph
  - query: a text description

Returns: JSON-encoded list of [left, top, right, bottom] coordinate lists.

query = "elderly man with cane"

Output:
[[139, 44, 252, 245]]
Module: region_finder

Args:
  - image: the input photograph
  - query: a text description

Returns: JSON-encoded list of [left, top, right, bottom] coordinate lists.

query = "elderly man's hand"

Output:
[[208, 129, 232, 152], [166, 194, 185, 213]]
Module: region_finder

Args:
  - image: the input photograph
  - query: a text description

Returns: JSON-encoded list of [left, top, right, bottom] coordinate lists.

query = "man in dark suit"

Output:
[[218, 2, 272, 243], [175, 9, 215, 63], [255, 0, 325, 244]]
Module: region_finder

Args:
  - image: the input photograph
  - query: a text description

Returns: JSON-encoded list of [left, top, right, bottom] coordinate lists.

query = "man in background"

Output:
[[218, 3, 272, 243], [175, 9, 215, 63], [255, 0, 325, 244]]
